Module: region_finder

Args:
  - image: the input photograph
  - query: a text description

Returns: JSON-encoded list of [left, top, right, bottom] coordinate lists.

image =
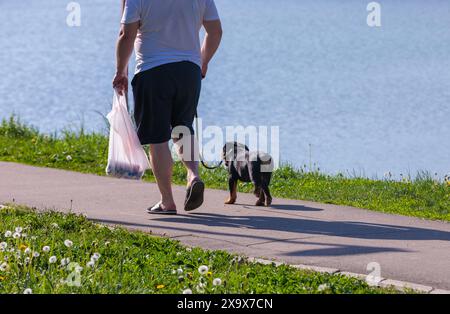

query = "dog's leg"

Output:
[[255, 188, 265, 206], [225, 178, 237, 204], [261, 182, 272, 206]]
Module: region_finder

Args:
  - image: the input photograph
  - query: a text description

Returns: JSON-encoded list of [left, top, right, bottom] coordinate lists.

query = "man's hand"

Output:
[[112, 71, 128, 95]]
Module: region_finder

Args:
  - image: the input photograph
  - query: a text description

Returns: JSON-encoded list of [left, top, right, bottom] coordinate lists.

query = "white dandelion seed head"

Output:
[[23, 288, 32, 294], [15, 227, 23, 233], [64, 240, 73, 248], [12, 232, 21, 239], [318, 284, 329, 292], [0, 262, 8, 271], [196, 284, 205, 293], [42, 246, 50, 253], [24, 248, 31, 254], [66, 155, 73, 161], [4, 231, 12, 238], [49, 256, 57, 264], [15, 251, 21, 258], [32, 251, 40, 258], [61, 258, 70, 266], [21, 233, 27, 238], [75, 265, 83, 272], [176, 252, 182, 256], [198, 265, 209, 275], [87, 261, 95, 268], [0, 242, 7, 250], [25, 257, 31, 264], [177, 268, 183, 275], [92, 253, 101, 260], [213, 278, 222, 286], [51, 223, 59, 228], [186, 247, 192, 252], [182, 288, 192, 294]]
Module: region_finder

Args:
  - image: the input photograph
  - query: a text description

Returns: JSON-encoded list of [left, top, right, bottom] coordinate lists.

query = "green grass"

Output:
[[0, 116, 449, 221], [0, 205, 399, 294]]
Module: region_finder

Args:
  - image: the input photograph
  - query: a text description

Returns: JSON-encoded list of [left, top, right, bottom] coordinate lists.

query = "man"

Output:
[[113, 0, 222, 214]]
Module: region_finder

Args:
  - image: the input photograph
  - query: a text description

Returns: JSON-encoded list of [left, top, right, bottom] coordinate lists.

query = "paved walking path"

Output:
[[1, 162, 449, 291]]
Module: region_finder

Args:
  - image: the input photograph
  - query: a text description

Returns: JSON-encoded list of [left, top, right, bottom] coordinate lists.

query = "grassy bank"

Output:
[[0, 116, 449, 221], [0, 205, 399, 294]]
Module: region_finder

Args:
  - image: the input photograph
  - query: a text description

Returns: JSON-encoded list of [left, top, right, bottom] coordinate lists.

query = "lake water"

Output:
[[1, 0, 449, 178]]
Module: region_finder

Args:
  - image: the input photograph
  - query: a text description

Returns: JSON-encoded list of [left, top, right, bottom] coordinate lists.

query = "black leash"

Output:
[[194, 113, 223, 170]]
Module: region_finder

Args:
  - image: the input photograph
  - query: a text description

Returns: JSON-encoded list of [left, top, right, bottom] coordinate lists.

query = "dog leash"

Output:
[[194, 112, 223, 170]]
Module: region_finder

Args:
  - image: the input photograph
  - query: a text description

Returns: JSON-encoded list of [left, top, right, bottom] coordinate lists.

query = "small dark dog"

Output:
[[222, 142, 273, 206]]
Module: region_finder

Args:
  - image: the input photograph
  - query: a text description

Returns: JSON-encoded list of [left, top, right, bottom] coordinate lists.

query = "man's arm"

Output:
[[112, 22, 139, 95], [201, 20, 223, 78]]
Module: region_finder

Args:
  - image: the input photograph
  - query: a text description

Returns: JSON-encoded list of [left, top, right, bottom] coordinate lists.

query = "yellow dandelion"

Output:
[[0, 276, 5, 281], [156, 284, 165, 289], [19, 244, 28, 251], [187, 272, 193, 279], [207, 271, 212, 277]]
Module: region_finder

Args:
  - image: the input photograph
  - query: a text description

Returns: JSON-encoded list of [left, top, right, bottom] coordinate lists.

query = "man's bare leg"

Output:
[[173, 134, 201, 187], [149, 142, 177, 211]]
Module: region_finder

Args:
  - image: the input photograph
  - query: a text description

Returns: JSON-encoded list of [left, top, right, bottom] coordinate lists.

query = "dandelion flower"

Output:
[[23, 288, 32, 294], [156, 284, 165, 289], [32, 252, 40, 258], [66, 155, 73, 161], [0, 242, 7, 251], [198, 265, 209, 275], [182, 288, 192, 294], [186, 247, 192, 252], [318, 284, 329, 292], [25, 257, 31, 264], [177, 268, 183, 275], [176, 252, 182, 256], [42, 246, 50, 253], [91, 253, 101, 261], [12, 232, 20, 239], [4, 231, 12, 238], [196, 284, 205, 293], [19, 244, 28, 251], [61, 258, 70, 266], [0, 262, 8, 271], [213, 278, 222, 286], [86, 261, 95, 268], [24, 248, 31, 254], [51, 223, 59, 228], [15, 227, 23, 233], [64, 240, 73, 248], [49, 256, 57, 264], [75, 265, 83, 272]]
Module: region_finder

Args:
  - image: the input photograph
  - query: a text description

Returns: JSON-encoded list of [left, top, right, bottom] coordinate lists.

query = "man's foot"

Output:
[[184, 179, 205, 211], [147, 202, 177, 215]]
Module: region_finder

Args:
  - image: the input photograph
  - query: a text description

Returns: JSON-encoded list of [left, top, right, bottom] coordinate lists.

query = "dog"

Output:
[[222, 142, 273, 206]]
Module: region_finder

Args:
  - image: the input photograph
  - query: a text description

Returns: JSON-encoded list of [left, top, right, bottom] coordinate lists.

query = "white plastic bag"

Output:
[[105, 90, 150, 179]]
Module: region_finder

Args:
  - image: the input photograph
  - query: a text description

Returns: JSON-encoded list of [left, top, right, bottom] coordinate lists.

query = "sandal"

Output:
[[184, 180, 205, 211], [147, 202, 177, 215]]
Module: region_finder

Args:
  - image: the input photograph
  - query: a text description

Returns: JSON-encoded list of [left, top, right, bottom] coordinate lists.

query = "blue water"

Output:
[[0, 0, 449, 178]]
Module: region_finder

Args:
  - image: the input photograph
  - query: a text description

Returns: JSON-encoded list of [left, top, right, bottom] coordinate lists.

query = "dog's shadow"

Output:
[[232, 203, 323, 212]]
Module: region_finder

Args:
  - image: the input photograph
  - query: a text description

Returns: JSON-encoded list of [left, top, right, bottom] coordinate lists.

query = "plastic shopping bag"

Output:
[[105, 90, 150, 180]]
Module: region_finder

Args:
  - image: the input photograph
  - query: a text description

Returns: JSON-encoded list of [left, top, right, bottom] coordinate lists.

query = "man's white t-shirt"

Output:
[[121, 0, 220, 74]]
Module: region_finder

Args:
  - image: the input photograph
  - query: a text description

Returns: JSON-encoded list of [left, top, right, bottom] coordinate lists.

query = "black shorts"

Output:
[[131, 61, 202, 144]]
